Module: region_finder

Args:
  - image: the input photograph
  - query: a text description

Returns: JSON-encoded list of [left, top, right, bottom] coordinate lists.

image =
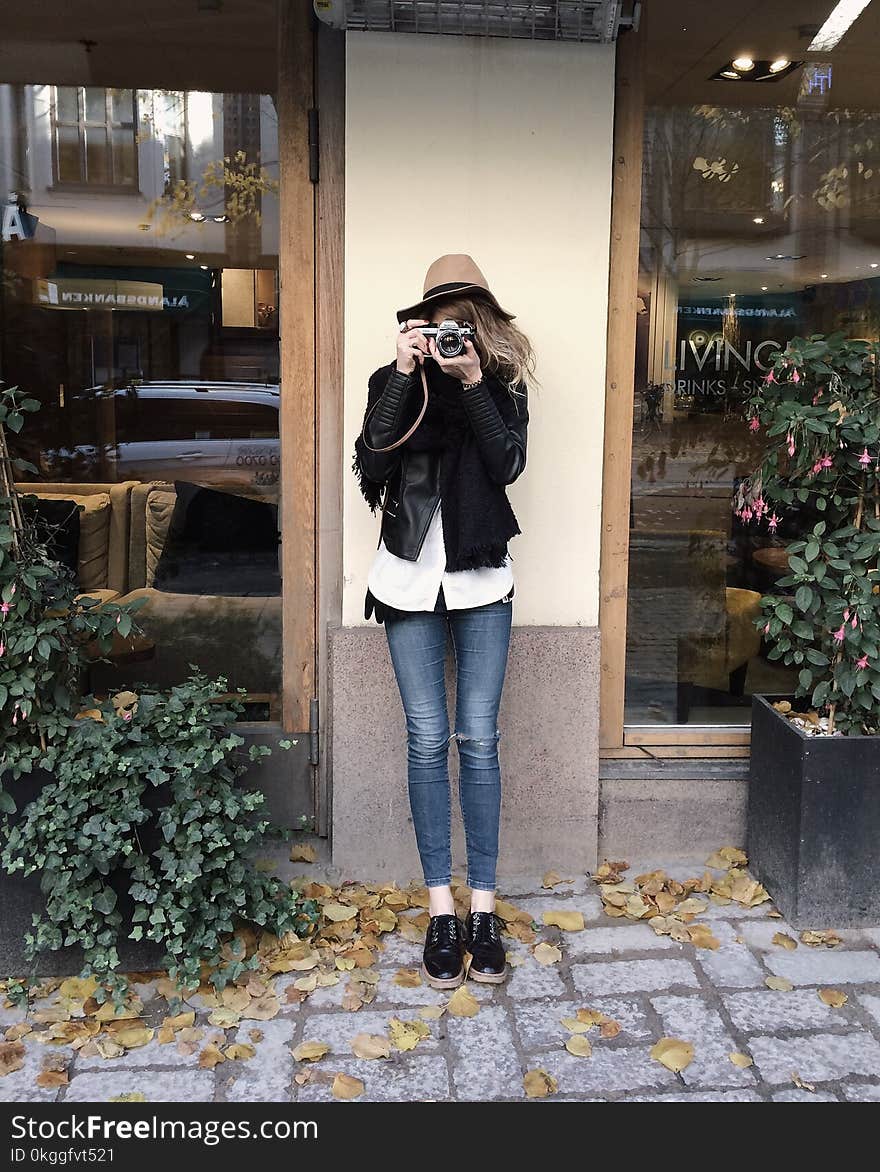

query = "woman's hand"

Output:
[[428, 338, 483, 386], [396, 320, 430, 375]]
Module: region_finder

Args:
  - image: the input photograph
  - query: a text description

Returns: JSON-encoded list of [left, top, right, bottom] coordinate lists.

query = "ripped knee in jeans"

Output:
[[452, 729, 501, 749]]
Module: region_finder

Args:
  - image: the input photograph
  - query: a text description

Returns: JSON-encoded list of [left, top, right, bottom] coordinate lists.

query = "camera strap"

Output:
[[359, 364, 430, 453]]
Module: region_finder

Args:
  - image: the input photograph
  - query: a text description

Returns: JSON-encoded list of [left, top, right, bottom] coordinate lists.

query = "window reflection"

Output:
[[626, 97, 880, 726], [1, 84, 281, 708]]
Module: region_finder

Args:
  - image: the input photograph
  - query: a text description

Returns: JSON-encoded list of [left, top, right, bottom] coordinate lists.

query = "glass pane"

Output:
[[84, 87, 106, 123], [55, 85, 79, 123], [84, 126, 110, 184], [109, 88, 134, 125], [111, 126, 136, 185], [625, 74, 880, 727], [56, 123, 81, 183], [2, 86, 281, 706]]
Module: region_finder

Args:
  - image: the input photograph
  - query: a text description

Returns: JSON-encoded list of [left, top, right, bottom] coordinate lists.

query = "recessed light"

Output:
[[769, 58, 791, 73], [872, 263, 879, 269], [821, 273, 828, 278], [185, 253, 196, 260], [720, 70, 741, 79], [761, 286, 769, 291], [753, 216, 765, 224], [200, 264, 209, 270], [733, 56, 755, 71], [189, 212, 206, 222]]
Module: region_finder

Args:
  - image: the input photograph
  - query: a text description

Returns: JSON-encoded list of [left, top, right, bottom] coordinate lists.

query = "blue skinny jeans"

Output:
[[384, 590, 513, 891]]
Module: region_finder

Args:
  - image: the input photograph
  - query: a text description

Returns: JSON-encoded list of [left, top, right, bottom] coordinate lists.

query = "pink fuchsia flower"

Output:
[[753, 497, 767, 518], [765, 370, 776, 384], [749, 417, 760, 432], [0, 641, 4, 658], [859, 448, 872, 466], [852, 614, 859, 628], [787, 434, 796, 457], [768, 513, 780, 532], [792, 368, 801, 384], [821, 455, 833, 469], [122, 710, 133, 722], [856, 655, 870, 670], [0, 603, 9, 616], [833, 625, 846, 643], [763, 622, 771, 635]]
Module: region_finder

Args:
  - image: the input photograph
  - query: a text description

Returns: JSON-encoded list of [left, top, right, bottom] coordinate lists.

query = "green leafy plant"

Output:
[[0, 387, 140, 795], [2, 675, 318, 995], [736, 333, 880, 734]]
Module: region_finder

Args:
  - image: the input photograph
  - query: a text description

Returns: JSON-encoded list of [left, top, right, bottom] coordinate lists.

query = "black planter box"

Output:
[[748, 694, 880, 928]]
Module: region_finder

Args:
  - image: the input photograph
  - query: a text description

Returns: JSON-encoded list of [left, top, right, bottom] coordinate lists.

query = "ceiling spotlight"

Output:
[[189, 211, 206, 222], [212, 215, 229, 224], [769, 58, 791, 73], [200, 264, 209, 270], [871, 263, 879, 269], [821, 273, 828, 278], [753, 216, 765, 224], [761, 286, 769, 291], [733, 56, 755, 71], [185, 253, 195, 260], [720, 70, 741, 79]]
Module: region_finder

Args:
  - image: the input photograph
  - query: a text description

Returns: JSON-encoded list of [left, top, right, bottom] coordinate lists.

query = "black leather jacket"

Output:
[[356, 364, 528, 562]]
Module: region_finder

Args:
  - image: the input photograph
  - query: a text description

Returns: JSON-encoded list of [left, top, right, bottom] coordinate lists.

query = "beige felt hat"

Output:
[[396, 254, 515, 323]]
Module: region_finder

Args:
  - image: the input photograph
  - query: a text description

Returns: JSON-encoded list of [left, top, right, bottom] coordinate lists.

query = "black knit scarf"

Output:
[[354, 361, 521, 571]]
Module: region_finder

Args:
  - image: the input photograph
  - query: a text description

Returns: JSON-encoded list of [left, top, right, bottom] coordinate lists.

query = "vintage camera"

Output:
[[420, 319, 475, 359]]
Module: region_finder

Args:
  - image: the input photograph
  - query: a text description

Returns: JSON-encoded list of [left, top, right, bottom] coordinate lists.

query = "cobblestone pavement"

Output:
[[3, 859, 880, 1103]]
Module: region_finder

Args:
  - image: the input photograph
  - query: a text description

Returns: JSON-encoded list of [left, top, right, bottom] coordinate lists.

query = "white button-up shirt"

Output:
[[367, 500, 514, 612]]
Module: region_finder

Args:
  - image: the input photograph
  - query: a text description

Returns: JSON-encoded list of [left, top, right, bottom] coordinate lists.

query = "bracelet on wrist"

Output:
[[461, 377, 484, 391]]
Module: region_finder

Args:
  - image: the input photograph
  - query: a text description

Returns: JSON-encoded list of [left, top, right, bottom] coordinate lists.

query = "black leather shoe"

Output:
[[465, 911, 508, 983], [422, 914, 466, 988]]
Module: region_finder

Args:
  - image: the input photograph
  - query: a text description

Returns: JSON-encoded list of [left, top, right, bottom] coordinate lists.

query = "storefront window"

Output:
[[626, 88, 880, 726], [1, 84, 281, 710]]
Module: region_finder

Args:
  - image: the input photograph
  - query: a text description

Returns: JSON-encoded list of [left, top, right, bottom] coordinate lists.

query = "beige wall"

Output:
[[343, 33, 615, 627]]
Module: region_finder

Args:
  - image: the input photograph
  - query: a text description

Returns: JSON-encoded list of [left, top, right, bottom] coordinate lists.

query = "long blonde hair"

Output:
[[429, 296, 535, 391]]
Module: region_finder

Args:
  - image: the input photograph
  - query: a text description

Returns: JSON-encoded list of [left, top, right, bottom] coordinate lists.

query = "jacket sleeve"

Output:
[[460, 377, 529, 485], [352, 366, 416, 510]]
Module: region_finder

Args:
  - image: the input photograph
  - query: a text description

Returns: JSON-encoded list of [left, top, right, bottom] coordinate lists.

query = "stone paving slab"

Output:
[[5, 858, 880, 1104], [748, 1031, 880, 1085]]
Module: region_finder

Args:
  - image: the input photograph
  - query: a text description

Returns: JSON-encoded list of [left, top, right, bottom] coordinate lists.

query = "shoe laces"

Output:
[[429, 915, 459, 944], [470, 911, 500, 941]]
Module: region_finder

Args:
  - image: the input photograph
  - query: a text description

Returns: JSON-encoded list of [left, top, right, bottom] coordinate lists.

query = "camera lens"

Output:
[[437, 330, 462, 358]]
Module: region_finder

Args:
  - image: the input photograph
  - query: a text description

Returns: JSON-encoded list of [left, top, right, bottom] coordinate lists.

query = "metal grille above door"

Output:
[[313, 0, 640, 42]]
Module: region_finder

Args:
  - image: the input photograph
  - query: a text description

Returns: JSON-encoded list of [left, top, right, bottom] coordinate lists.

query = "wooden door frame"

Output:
[[278, 0, 317, 737], [598, 19, 645, 750]]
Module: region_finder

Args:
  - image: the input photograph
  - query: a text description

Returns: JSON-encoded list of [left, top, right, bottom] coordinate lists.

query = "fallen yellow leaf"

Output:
[[765, 976, 794, 992], [792, 1071, 816, 1093], [292, 1041, 330, 1062], [322, 902, 358, 923], [686, 923, 720, 951], [223, 1044, 256, 1061], [332, 1073, 365, 1100], [350, 1033, 392, 1059], [542, 910, 585, 932], [772, 932, 798, 951], [560, 1017, 592, 1034], [110, 1027, 154, 1050], [35, 1069, 69, 1088], [207, 1008, 241, 1029], [447, 986, 480, 1018], [388, 1018, 423, 1051], [524, 1069, 558, 1098], [197, 1043, 226, 1069], [818, 988, 848, 1008], [542, 871, 562, 889], [729, 1052, 753, 1069], [565, 1034, 593, 1058], [290, 844, 317, 863], [650, 1037, 694, 1073], [533, 942, 562, 966], [416, 1006, 446, 1021], [392, 968, 422, 988], [58, 976, 100, 1002], [800, 930, 843, 949]]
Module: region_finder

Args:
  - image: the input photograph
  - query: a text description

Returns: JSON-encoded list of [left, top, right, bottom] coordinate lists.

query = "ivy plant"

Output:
[[736, 333, 880, 734], [2, 675, 318, 994], [0, 386, 141, 795]]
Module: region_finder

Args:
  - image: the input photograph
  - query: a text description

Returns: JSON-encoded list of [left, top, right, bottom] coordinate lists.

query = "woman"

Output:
[[352, 255, 533, 989]]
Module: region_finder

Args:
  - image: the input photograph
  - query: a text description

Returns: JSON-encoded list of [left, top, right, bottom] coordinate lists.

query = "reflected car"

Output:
[[37, 381, 281, 491]]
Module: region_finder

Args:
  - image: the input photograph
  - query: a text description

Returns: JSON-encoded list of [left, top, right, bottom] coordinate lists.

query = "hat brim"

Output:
[[396, 282, 515, 324]]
